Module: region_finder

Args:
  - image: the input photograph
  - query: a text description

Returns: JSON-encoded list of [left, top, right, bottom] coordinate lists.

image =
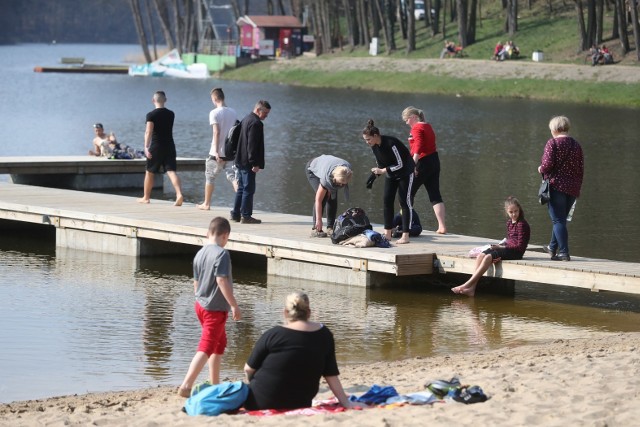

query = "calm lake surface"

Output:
[[1, 44, 640, 403]]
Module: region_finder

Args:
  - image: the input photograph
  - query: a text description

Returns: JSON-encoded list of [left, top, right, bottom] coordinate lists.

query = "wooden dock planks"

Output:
[[1, 182, 639, 293], [0, 156, 204, 174]]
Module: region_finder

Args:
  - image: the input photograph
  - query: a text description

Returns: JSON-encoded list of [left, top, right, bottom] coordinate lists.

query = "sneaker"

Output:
[[551, 253, 571, 261], [229, 214, 240, 222], [240, 216, 261, 224], [425, 377, 462, 399], [542, 245, 557, 257], [310, 229, 327, 238]]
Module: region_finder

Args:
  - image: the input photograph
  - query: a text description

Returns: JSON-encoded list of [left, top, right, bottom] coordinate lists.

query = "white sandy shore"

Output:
[[2, 331, 639, 426]]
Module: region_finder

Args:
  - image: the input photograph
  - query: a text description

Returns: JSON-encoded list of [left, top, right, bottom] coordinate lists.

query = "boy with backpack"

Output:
[[178, 217, 241, 398]]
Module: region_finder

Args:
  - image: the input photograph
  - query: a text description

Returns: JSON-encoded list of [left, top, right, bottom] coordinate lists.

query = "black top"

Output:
[[370, 135, 414, 180], [235, 112, 265, 169], [244, 325, 340, 410], [145, 107, 175, 149]]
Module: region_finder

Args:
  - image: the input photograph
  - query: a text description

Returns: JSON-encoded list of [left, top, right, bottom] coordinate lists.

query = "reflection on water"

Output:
[[2, 236, 640, 403]]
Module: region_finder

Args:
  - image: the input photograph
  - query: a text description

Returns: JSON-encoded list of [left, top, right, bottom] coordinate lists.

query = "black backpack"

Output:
[[330, 207, 373, 244], [221, 120, 241, 160]]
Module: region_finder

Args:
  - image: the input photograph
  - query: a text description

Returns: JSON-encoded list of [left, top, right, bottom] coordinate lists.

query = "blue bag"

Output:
[[184, 381, 249, 416]]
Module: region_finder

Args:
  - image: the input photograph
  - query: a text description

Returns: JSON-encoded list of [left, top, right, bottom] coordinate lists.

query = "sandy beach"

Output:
[[268, 55, 640, 84], [2, 331, 639, 426]]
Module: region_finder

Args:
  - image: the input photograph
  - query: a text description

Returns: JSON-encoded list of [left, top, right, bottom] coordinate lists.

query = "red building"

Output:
[[236, 15, 305, 58]]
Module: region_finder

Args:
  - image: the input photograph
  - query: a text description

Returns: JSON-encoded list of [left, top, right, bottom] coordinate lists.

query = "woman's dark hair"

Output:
[[362, 119, 380, 137]]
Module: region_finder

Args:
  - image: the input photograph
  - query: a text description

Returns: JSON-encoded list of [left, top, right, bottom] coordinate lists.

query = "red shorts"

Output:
[[195, 302, 228, 356]]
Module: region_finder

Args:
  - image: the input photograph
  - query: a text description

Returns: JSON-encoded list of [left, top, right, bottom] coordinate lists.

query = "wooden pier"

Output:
[[1, 182, 639, 293], [0, 156, 204, 190]]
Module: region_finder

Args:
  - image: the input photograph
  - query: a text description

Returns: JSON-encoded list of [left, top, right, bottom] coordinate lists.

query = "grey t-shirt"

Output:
[[193, 243, 232, 312], [308, 154, 351, 200]]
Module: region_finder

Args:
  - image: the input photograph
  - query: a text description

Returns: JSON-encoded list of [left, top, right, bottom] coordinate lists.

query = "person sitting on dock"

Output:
[[452, 196, 530, 297], [88, 123, 110, 156]]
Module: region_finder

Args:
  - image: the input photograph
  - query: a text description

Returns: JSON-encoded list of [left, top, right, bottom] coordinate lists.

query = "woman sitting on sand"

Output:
[[243, 292, 363, 410]]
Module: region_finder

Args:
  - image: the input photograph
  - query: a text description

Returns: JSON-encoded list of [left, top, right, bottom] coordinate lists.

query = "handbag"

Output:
[[538, 138, 575, 206], [538, 178, 550, 205]]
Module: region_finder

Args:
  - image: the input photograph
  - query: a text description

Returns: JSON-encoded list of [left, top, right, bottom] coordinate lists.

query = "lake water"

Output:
[[1, 44, 640, 404]]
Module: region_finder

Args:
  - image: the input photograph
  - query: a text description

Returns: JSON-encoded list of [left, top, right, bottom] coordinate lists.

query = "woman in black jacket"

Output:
[[362, 119, 415, 244]]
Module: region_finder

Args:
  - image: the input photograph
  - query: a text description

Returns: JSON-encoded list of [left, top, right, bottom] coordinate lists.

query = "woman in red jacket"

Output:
[[402, 106, 447, 234]]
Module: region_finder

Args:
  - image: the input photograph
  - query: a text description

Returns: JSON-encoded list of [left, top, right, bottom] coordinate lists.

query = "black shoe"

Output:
[[542, 245, 557, 257], [551, 253, 571, 261], [229, 214, 240, 222], [240, 216, 262, 224]]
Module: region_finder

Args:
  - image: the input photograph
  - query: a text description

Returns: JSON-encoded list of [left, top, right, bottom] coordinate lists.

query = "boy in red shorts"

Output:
[[178, 217, 241, 397]]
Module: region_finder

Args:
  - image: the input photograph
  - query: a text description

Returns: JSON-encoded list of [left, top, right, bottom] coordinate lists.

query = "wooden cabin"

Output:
[[236, 15, 305, 58]]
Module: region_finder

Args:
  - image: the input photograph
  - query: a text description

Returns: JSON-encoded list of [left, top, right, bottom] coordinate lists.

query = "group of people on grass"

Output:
[[439, 40, 464, 58], [590, 44, 614, 66], [493, 40, 520, 61]]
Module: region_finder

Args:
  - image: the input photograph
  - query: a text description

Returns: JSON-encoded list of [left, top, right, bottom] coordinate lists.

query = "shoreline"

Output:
[[221, 55, 640, 107], [3, 331, 639, 426]]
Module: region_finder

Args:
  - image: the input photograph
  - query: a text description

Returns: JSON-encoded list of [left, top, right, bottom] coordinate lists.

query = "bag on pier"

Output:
[[331, 207, 372, 244]]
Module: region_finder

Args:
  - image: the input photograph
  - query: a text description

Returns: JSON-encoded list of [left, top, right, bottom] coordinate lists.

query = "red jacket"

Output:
[[408, 122, 437, 159]]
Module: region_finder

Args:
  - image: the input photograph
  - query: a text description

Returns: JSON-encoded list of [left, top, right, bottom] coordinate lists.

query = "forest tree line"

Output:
[[2, 0, 638, 61], [128, 0, 639, 61]]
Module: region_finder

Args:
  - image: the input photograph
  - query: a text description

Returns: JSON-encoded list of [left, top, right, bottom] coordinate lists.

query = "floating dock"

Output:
[[0, 156, 204, 190], [1, 182, 639, 293], [33, 64, 129, 74]]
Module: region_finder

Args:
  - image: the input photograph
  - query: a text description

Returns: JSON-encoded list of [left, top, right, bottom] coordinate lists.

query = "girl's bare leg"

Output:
[[452, 254, 493, 296]]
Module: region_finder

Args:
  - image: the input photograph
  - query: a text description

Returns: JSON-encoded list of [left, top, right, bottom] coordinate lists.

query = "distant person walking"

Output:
[[230, 100, 271, 224], [197, 88, 238, 210], [137, 91, 184, 206], [402, 106, 447, 234], [537, 116, 584, 261]]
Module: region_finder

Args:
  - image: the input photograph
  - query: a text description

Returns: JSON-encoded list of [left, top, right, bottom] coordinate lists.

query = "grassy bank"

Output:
[[219, 0, 639, 108], [220, 61, 640, 108]]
